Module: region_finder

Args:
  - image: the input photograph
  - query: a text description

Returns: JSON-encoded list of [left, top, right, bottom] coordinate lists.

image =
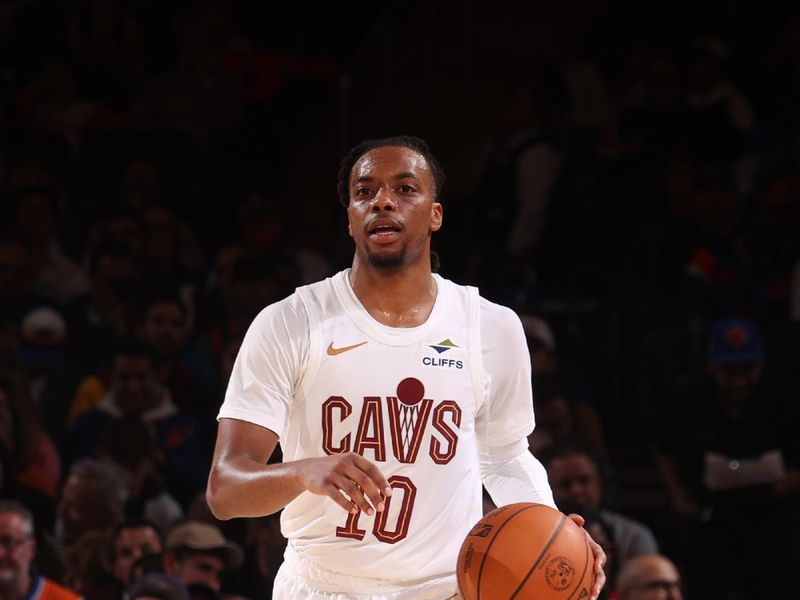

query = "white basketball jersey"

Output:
[[220, 270, 537, 585]]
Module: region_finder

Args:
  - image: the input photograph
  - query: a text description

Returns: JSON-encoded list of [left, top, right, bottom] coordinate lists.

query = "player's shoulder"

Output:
[[250, 270, 346, 332], [251, 287, 307, 328], [435, 275, 524, 335], [478, 293, 525, 334]]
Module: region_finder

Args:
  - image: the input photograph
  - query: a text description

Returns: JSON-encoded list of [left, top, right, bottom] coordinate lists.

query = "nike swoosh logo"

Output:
[[326, 341, 368, 356]]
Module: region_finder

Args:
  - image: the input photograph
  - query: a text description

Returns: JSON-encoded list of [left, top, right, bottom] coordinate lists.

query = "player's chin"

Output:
[[366, 248, 406, 270]]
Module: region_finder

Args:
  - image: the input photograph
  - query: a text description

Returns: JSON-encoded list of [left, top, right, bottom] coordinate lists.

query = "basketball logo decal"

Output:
[[545, 556, 576, 591], [469, 523, 493, 538]]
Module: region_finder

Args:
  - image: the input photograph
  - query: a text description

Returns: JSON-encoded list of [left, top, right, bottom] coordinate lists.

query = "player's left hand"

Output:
[[567, 513, 606, 600]]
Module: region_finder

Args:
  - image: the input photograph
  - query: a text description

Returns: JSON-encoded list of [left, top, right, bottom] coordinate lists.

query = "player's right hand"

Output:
[[298, 452, 392, 516]]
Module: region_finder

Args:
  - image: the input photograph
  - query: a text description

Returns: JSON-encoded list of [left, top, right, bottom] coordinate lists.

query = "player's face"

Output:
[[547, 455, 602, 510], [347, 145, 442, 270]]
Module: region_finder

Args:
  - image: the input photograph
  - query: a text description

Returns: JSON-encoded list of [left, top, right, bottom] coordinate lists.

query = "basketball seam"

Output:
[[507, 514, 568, 600], [475, 505, 540, 600]]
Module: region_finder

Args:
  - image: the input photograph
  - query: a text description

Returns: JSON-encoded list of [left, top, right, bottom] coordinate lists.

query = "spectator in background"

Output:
[[682, 161, 751, 323], [520, 315, 605, 455], [0, 500, 81, 600], [66, 239, 141, 385], [56, 459, 129, 551], [543, 445, 658, 565], [8, 183, 89, 305], [655, 317, 800, 598], [135, 291, 214, 417], [470, 74, 566, 299], [110, 519, 163, 588], [63, 530, 120, 600], [63, 340, 210, 507], [0, 369, 61, 519], [529, 377, 607, 458], [15, 305, 81, 445], [129, 2, 243, 147], [140, 206, 205, 296], [616, 554, 684, 600], [685, 36, 754, 162], [521, 315, 596, 406], [97, 417, 183, 532], [128, 552, 169, 585], [229, 513, 285, 600], [0, 233, 40, 322], [125, 572, 190, 600], [163, 521, 243, 594]]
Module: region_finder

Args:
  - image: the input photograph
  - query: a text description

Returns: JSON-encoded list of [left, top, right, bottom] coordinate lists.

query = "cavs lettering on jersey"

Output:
[[220, 270, 536, 584]]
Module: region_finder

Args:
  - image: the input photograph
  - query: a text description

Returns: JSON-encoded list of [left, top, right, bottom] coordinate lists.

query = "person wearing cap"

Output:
[[655, 317, 800, 598], [163, 522, 243, 593], [519, 315, 607, 457]]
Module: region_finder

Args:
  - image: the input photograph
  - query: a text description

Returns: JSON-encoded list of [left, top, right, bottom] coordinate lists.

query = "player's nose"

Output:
[[372, 186, 397, 211]]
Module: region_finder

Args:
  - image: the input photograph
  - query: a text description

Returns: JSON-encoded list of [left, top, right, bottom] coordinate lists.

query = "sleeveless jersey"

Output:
[[220, 270, 536, 585]]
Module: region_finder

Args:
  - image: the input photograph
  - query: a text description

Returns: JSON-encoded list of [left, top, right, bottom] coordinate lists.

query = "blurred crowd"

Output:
[[1, 1, 800, 599]]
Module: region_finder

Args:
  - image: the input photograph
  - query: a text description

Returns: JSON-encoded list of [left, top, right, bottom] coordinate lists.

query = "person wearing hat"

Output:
[[519, 315, 607, 457], [163, 522, 243, 593], [655, 317, 800, 598]]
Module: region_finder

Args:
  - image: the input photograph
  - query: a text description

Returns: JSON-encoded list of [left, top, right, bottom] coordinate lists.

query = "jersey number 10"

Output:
[[335, 475, 416, 543]]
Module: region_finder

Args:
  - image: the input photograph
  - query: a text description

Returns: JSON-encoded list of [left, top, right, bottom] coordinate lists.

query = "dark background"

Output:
[[2, 0, 800, 596]]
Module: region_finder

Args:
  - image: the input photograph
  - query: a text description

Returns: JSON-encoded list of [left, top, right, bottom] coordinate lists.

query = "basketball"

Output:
[[457, 502, 594, 600]]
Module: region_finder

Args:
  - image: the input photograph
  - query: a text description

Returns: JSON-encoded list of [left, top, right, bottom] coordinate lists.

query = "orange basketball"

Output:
[[457, 503, 594, 600]]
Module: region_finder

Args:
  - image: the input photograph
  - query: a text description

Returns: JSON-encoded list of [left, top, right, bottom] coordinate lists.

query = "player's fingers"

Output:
[[333, 474, 375, 516], [349, 455, 392, 510], [580, 527, 607, 600], [566, 513, 585, 528], [352, 453, 392, 493], [591, 568, 606, 600], [326, 481, 358, 513]]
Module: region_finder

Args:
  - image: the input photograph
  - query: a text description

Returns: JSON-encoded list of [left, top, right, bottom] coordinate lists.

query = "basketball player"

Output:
[[206, 136, 606, 599]]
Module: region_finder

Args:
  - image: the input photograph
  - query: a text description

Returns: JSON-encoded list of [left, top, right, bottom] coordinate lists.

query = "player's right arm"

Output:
[[206, 418, 390, 519], [206, 293, 390, 521]]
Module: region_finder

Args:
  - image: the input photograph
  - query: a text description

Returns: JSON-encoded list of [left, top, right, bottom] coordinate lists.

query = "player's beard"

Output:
[[367, 246, 406, 270]]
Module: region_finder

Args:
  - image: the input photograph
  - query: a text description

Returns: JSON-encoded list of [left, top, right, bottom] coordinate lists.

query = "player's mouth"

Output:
[[367, 218, 403, 244]]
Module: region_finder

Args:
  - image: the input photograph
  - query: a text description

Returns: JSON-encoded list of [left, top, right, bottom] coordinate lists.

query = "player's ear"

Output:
[[430, 201, 443, 232]]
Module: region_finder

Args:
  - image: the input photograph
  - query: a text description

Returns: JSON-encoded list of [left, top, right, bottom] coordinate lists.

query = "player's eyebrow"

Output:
[[353, 172, 421, 184]]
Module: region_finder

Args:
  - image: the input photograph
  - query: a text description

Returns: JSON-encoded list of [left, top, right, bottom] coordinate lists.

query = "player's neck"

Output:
[[349, 256, 437, 328]]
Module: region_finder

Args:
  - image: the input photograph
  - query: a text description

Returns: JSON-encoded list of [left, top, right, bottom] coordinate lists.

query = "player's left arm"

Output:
[[476, 302, 606, 600]]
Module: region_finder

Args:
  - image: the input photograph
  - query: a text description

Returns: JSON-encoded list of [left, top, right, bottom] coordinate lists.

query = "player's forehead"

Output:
[[350, 145, 433, 187]]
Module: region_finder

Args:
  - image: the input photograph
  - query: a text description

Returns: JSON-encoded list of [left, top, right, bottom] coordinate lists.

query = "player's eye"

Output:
[[399, 185, 415, 193], [354, 187, 372, 197]]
